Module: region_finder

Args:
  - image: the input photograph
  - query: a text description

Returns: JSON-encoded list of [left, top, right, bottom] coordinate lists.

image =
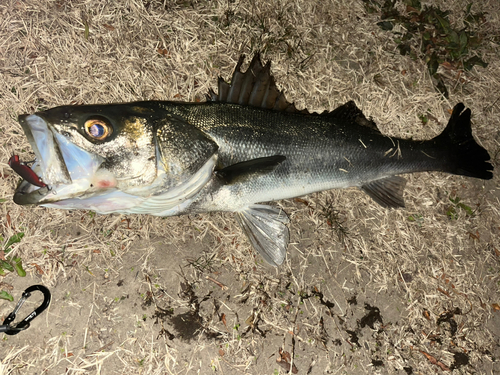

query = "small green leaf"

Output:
[[434, 13, 450, 32], [464, 56, 488, 71], [448, 49, 459, 61], [468, 36, 482, 49], [447, 196, 474, 217], [427, 53, 439, 76], [0, 291, 14, 302], [408, 214, 424, 226], [398, 43, 411, 56], [402, 31, 413, 42], [465, 3, 472, 15], [13, 257, 26, 277], [459, 45, 469, 57], [457, 203, 473, 216], [459, 32, 468, 47], [365, 6, 377, 14], [419, 114, 429, 125], [404, 0, 421, 10], [0, 260, 14, 272], [377, 21, 394, 31], [447, 30, 459, 45], [446, 206, 457, 220], [4, 232, 25, 252]]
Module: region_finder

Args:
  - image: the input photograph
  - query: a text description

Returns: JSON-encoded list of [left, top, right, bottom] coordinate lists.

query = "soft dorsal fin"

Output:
[[327, 100, 380, 132], [207, 53, 308, 114]]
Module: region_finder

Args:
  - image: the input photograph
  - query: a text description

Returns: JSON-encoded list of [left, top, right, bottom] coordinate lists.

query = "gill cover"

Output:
[[154, 113, 218, 194]]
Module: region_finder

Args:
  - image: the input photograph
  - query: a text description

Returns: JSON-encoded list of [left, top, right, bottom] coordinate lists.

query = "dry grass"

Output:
[[1, 0, 499, 374]]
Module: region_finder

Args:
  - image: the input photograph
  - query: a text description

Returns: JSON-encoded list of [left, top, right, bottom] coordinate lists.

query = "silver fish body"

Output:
[[12, 55, 493, 265], [171, 101, 490, 211]]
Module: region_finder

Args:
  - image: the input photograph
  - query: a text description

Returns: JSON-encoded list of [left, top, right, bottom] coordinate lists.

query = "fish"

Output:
[[11, 54, 493, 266]]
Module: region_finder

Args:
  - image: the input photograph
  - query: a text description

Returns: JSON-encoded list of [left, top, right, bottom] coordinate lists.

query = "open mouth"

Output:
[[11, 114, 72, 205], [11, 114, 105, 206], [11, 174, 51, 205], [9, 154, 52, 205], [11, 115, 62, 204]]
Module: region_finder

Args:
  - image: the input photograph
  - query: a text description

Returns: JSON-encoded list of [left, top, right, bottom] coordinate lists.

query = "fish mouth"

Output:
[[13, 114, 103, 205]]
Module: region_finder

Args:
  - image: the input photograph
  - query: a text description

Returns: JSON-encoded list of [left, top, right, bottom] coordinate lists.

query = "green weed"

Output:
[[446, 195, 474, 219], [0, 233, 27, 287], [363, 0, 488, 96]]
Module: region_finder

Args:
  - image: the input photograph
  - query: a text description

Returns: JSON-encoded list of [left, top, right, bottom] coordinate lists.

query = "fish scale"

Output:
[[170, 102, 441, 211]]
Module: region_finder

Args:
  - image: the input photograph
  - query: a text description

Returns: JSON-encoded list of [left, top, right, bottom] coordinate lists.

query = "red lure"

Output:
[[8, 155, 47, 188]]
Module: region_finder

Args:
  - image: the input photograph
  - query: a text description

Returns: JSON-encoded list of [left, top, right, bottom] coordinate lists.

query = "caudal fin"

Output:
[[434, 103, 493, 180]]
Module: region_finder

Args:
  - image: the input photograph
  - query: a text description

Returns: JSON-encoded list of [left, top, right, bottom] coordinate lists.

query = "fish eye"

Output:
[[84, 118, 112, 140]]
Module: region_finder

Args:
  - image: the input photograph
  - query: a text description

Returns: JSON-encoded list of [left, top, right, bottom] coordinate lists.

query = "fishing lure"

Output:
[[8, 155, 47, 188]]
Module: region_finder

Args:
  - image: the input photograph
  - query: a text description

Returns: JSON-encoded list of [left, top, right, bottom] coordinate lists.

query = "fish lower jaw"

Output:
[[14, 176, 110, 206], [13, 183, 50, 205]]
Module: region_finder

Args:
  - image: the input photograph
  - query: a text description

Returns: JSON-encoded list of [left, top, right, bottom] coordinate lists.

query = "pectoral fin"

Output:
[[216, 155, 286, 185], [360, 176, 407, 208], [236, 204, 290, 266]]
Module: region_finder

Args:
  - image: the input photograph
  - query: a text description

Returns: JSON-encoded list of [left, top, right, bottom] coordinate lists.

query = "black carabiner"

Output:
[[0, 285, 51, 335]]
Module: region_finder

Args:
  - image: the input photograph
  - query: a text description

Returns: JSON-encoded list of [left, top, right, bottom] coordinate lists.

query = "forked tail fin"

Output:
[[434, 103, 493, 180]]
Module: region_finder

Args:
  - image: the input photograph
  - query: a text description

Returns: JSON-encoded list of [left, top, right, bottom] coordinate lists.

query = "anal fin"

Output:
[[236, 204, 290, 266], [360, 176, 407, 208]]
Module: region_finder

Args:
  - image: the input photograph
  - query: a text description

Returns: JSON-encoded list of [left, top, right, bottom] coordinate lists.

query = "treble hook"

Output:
[[0, 285, 51, 335]]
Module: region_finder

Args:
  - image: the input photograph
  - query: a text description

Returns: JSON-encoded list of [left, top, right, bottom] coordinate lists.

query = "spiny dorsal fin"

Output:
[[207, 55, 382, 133], [207, 53, 308, 114]]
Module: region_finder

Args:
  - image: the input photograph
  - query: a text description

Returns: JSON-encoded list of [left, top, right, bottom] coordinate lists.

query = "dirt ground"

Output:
[[1, 0, 499, 374]]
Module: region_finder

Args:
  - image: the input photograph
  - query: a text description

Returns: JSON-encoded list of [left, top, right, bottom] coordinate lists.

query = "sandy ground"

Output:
[[0, 0, 499, 374]]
